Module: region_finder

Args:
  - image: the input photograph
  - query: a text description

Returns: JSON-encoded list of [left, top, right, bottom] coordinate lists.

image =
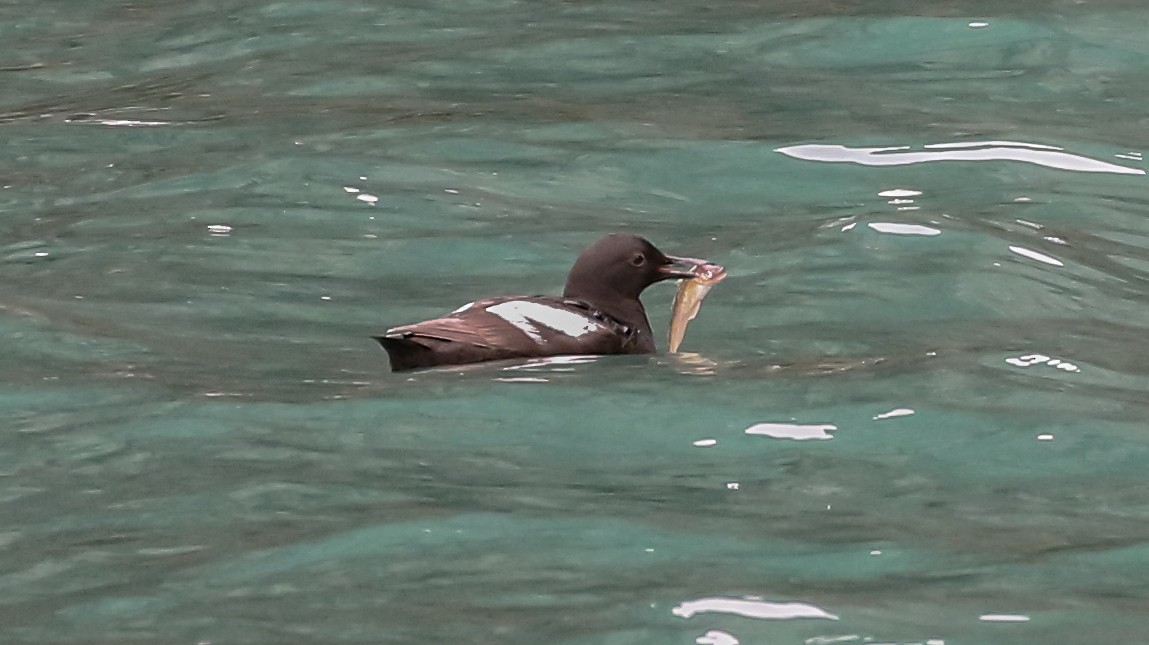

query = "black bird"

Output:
[[374, 234, 715, 371]]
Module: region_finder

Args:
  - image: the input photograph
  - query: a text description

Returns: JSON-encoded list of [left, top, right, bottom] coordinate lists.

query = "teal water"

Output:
[[3, 1, 1148, 643]]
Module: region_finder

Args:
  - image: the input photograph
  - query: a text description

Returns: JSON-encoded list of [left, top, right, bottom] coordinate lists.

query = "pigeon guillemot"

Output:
[[374, 233, 716, 371]]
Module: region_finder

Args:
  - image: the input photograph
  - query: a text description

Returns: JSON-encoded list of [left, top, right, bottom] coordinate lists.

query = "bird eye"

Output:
[[630, 254, 646, 266]]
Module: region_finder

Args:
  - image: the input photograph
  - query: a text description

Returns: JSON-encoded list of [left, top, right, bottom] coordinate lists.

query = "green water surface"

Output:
[[2, 1, 1148, 643]]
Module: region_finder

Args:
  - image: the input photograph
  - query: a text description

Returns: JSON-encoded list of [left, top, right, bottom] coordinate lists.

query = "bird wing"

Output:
[[382, 296, 527, 347], [384, 315, 498, 347]]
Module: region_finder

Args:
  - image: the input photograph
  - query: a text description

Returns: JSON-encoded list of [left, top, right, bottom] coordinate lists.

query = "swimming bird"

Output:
[[374, 233, 716, 371]]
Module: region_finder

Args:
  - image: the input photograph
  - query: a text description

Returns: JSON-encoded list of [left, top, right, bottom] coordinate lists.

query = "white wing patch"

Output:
[[486, 301, 601, 344]]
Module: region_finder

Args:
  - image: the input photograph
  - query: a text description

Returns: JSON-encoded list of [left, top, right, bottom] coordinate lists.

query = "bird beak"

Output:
[[657, 255, 724, 281]]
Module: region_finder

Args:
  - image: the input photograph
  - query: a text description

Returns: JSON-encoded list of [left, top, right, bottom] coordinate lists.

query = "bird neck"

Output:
[[562, 284, 653, 338]]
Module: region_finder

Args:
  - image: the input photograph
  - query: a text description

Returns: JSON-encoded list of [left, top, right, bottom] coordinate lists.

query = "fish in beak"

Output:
[[657, 255, 722, 281], [663, 257, 727, 353]]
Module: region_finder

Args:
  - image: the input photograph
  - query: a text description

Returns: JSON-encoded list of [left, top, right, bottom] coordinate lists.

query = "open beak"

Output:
[[657, 255, 724, 281]]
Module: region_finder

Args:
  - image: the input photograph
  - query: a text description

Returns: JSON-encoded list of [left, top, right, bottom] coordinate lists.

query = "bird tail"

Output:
[[372, 334, 436, 372]]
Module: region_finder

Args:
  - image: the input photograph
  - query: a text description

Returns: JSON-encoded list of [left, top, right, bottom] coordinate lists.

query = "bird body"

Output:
[[374, 234, 714, 371], [376, 295, 643, 371]]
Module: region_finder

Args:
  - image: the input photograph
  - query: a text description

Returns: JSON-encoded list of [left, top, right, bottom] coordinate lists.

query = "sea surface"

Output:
[[2, 1, 1148, 643]]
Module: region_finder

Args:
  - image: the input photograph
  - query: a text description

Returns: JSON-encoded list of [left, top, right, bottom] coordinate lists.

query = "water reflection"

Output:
[[978, 613, 1031, 622], [877, 189, 922, 199], [745, 422, 836, 441], [500, 355, 599, 372], [673, 596, 839, 620], [1005, 353, 1079, 372], [696, 630, 739, 645], [1007, 245, 1063, 267], [867, 222, 941, 236], [668, 352, 720, 376], [873, 408, 914, 420], [807, 638, 944, 645], [74, 119, 171, 127], [777, 141, 1145, 175]]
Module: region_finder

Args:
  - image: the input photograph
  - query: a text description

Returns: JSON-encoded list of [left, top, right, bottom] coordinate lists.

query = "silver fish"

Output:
[[668, 263, 726, 353]]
